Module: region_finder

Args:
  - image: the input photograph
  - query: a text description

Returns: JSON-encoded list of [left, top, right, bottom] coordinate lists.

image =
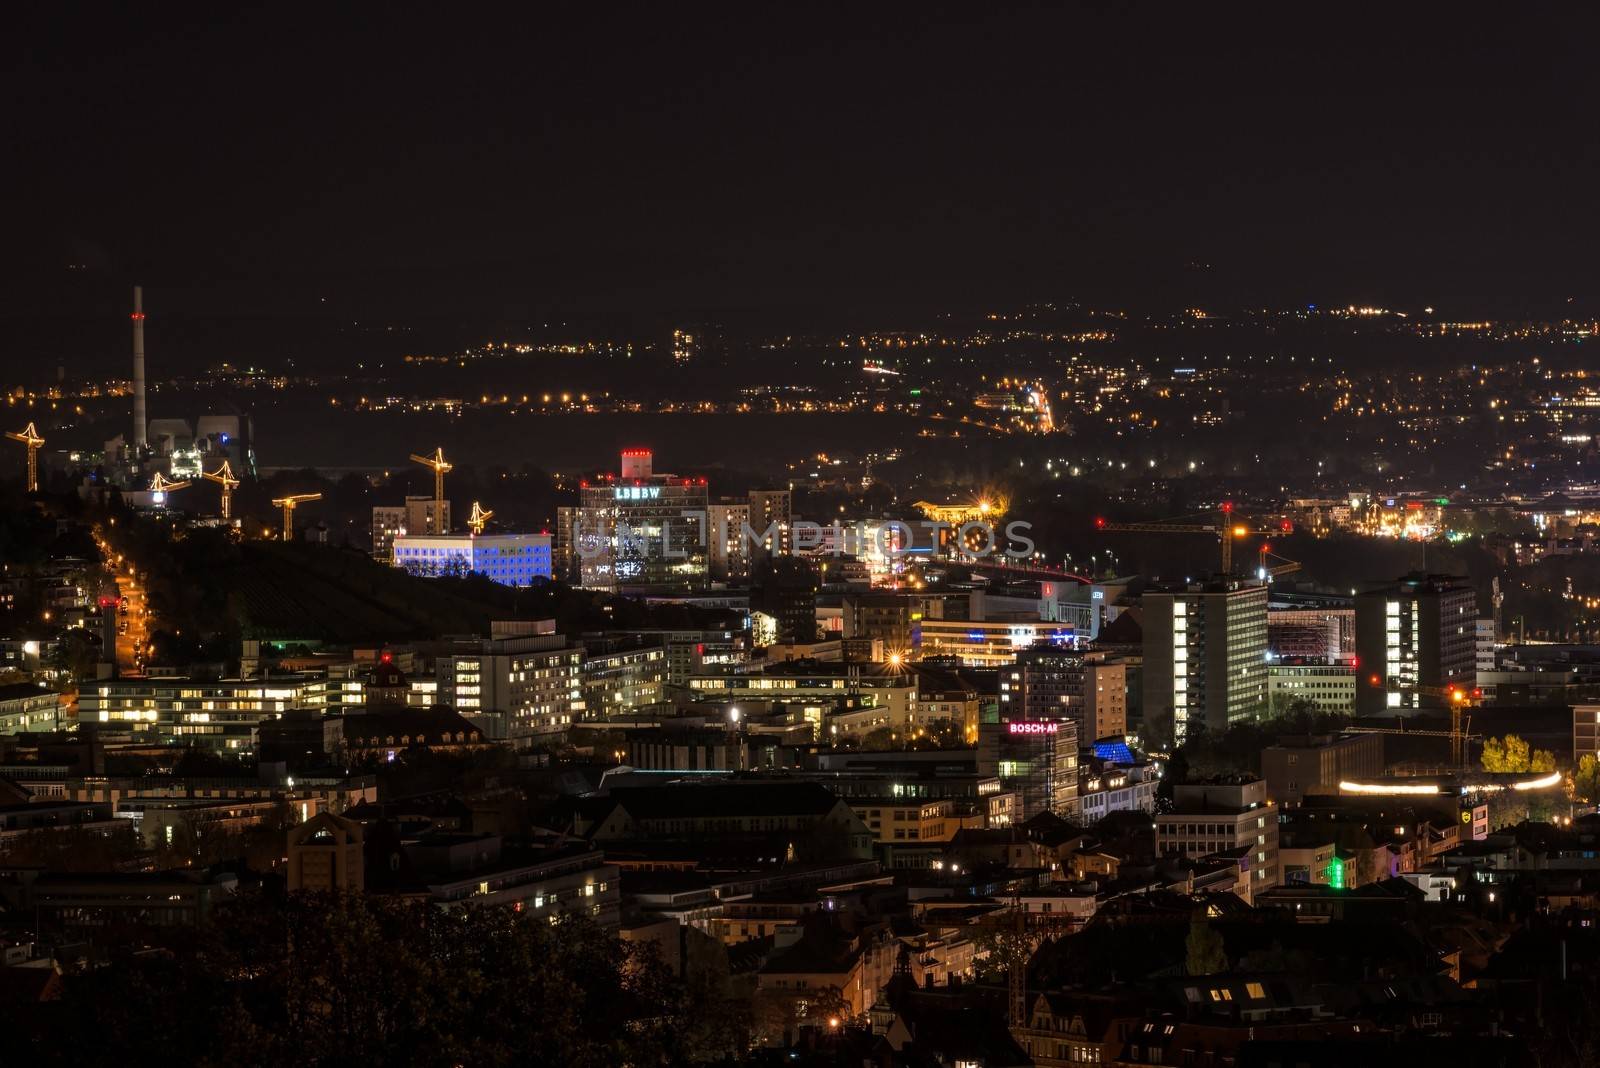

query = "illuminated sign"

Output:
[[614, 486, 661, 500], [1007, 721, 1059, 735]]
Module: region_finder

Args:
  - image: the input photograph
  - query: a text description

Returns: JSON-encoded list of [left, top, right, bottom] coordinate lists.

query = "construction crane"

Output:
[[202, 461, 242, 519], [270, 493, 321, 541], [6, 422, 44, 492], [1256, 542, 1301, 581], [1094, 503, 1294, 574], [1362, 674, 1479, 766], [148, 472, 191, 504], [409, 447, 452, 532], [466, 501, 493, 535]]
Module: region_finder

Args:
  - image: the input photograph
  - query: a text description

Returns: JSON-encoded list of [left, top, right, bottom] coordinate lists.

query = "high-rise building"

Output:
[[1005, 646, 1127, 743], [977, 717, 1079, 821], [575, 450, 709, 593], [707, 501, 750, 581], [1142, 578, 1268, 745], [747, 489, 792, 560], [751, 556, 818, 645], [843, 594, 919, 659], [435, 620, 583, 746], [1354, 574, 1477, 716]]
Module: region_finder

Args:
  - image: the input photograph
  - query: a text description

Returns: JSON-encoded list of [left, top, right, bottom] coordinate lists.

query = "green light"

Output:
[[1435, 498, 1450, 505], [1327, 856, 1345, 889]]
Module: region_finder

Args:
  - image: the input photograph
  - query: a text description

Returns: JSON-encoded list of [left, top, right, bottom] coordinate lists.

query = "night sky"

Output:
[[5, 3, 1599, 343]]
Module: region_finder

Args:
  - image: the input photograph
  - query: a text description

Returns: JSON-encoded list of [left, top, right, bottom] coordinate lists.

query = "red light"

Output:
[[1472, 688, 1483, 698], [1261, 542, 1270, 554], [1221, 501, 1233, 514], [130, 313, 146, 321], [1094, 517, 1107, 529], [696, 643, 706, 656], [1368, 674, 1381, 687], [1280, 520, 1293, 532], [1351, 655, 1360, 669], [381, 651, 392, 664]]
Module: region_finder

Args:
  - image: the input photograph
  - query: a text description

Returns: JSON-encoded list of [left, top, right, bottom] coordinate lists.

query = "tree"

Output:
[[1574, 755, 1600, 804], [1185, 911, 1228, 976], [1481, 734, 1555, 773]]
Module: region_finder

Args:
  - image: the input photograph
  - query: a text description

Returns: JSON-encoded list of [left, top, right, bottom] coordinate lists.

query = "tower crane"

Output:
[[1361, 674, 1479, 767], [6, 422, 44, 492], [1094, 503, 1293, 574], [202, 461, 242, 519], [148, 471, 191, 505], [1257, 542, 1301, 581], [466, 501, 493, 535], [409, 447, 452, 532], [270, 493, 321, 541]]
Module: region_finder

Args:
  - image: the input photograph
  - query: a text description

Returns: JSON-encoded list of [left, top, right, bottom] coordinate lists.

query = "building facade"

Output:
[[1142, 579, 1268, 745], [392, 532, 552, 586], [1354, 574, 1477, 716]]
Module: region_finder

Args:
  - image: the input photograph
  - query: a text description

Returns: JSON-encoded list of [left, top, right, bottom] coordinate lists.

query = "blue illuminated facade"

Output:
[[392, 533, 552, 586]]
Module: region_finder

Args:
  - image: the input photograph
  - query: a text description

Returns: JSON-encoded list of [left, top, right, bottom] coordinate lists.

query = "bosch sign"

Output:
[[1006, 721, 1059, 735]]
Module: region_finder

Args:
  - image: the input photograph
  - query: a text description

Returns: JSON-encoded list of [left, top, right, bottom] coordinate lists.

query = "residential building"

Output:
[[0, 682, 66, 734], [287, 811, 366, 892], [372, 495, 452, 560], [1007, 646, 1127, 743]]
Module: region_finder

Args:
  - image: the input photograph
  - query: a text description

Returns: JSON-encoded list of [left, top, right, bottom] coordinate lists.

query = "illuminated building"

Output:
[[574, 449, 709, 593], [1075, 760, 1157, 823], [1141, 578, 1268, 744], [1575, 704, 1600, 765], [1005, 646, 1126, 742], [747, 489, 792, 559], [81, 674, 332, 750], [917, 619, 1076, 666], [434, 620, 582, 746], [391, 532, 551, 586], [1154, 779, 1279, 902], [1266, 661, 1356, 715], [707, 501, 749, 579], [977, 717, 1079, 821], [1354, 574, 1475, 715], [580, 641, 667, 718], [843, 594, 920, 658], [0, 682, 67, 733], [372, 496, 452, 561]]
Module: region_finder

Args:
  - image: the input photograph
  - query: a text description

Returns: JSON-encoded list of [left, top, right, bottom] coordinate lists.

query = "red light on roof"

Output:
[[130, 313, 146, 321], [380, 651, 392, 664], [579, 480, 588, 488], [1351, 654, 1360, 669], [1221, 501, 1233, 514], [1093, 517, 1107, 529]]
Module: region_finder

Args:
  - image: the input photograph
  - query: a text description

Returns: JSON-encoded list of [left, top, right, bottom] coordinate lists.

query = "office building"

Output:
[[1154, 778, 1279, 902], [752, 556, 818, 645], [1267, 603, 1354, 661], [707, 501, 750, 580], [1354, 574, 1477, 715], [434, 620, 583, 745], [1266, 661, 1356, 715], [1142, 578, 1269, 745], [1576, 705, 1600, 766], [581, 642, 667, 718], [746, 488, 792, 560], [391, 532, 552, 586], [843, 594, 920, 659], [574, 449, 709, 592], [0, 682, 67, 734], [81, 674, 329, 750]]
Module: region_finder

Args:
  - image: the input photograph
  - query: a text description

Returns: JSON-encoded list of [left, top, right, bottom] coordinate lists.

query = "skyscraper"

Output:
[[1354, 574, 1477, 715], [1142, 578, 1268, 745]]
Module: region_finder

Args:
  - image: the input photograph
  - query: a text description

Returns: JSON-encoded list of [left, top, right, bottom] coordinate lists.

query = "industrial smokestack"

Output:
[[132, 285, 147, 450]]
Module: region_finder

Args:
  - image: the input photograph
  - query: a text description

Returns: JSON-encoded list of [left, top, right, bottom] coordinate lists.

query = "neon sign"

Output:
[[1007, 721, 1059, 735]]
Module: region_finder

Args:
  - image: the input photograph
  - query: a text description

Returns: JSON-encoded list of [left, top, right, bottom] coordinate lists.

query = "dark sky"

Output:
[[5, 3, 1600, 333]]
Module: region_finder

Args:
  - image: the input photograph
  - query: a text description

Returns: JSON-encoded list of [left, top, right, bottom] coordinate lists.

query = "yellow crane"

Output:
[[1362, 674, 1479, 766], [466, 500, 493, 535], [1095, 503, 1294, 574], [270, 493, 321, 541], [409, 447, 453, 532], [6, 422, 44, 492], [148, 471, 191, 504], [202, 461, 242, 519]]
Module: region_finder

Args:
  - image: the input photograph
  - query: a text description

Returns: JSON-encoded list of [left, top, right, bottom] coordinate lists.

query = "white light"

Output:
[[1339, 780, 1442, 796]]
